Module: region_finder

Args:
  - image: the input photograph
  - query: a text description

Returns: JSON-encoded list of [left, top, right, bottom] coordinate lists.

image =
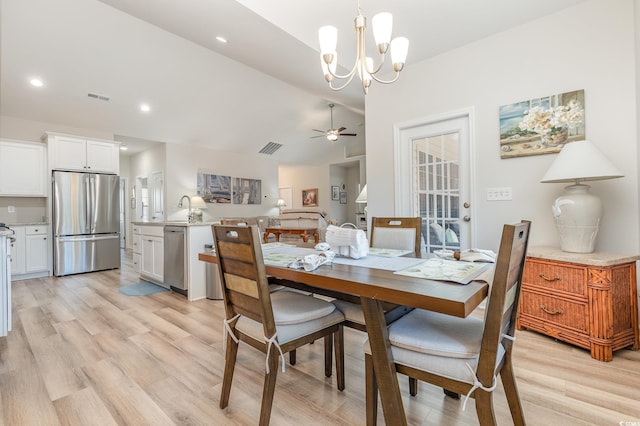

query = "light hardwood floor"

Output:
[[1, 250, 639, 425]]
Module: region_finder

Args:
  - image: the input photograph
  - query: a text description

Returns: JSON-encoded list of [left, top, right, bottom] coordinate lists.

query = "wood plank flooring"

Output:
[[1, 250, 639, 425]]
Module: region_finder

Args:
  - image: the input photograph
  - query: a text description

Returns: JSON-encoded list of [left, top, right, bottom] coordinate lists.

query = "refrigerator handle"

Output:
[[85, 174, 92, 234]]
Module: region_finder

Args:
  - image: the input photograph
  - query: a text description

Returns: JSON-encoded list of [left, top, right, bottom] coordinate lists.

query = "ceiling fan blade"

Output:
[[312, 129, 325, 133], [340, 133, 357, 136], [310, 135, 326, 138], [337, 126, 347, 132]]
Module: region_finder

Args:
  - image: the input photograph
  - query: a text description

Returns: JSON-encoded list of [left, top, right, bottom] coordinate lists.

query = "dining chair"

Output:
[[212, 224, 345, 425], [364, 220, 531, 426], [332, 216, 422, 331]]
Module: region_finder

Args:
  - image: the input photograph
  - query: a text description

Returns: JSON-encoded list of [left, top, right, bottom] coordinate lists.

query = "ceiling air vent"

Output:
[[258, 142, 282, 155], [87, 92, 110, 102]]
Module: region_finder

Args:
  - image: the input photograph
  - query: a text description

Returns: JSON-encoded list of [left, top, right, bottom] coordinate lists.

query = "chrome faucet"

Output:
[[178, 195, 193, 223]]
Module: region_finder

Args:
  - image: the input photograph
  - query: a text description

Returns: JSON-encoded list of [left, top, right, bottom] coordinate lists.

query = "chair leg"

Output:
[[474, 390, 497, 426], [334, 325, 345, 391], [220, 334, 239, 409], [443, 389, 460, 399], [500, 360, 525, 426], [259, 349, 280, 426], [365, 353, 378, 426], [324, 334, 333, 377], [289, 349, 296, 365], [409, 377, 418, 396]]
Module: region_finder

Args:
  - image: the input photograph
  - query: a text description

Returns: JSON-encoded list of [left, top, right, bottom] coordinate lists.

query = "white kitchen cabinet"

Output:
[[45, 133, 120, 174], [138, 225, 164, 285], [0, 139, 47, 196], [9, 226, 25, 275], [10, 225, 50, 280], [132, 225, 142, 272], [1, 232, 11, 336]]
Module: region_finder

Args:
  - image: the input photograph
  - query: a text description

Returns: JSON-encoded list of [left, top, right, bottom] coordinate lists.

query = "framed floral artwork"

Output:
[[302, 188, 318, 207], [498, 89, 585, 159]]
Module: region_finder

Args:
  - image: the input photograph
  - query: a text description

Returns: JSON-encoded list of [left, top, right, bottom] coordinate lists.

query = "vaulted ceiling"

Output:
[[0, 0, 585, 165]]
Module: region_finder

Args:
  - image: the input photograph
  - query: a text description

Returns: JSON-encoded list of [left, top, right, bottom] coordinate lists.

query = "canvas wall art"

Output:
[[233, 177, 262, 204], [499, 89, 585, 159], [197, 172, 231, 203]]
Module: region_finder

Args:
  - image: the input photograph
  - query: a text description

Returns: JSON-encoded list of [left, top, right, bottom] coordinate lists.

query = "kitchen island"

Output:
[[132, 221, 214, 301]]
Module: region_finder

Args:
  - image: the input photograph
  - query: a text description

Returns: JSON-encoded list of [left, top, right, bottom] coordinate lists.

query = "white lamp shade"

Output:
[[355, 184, 367, 203], [540, 140, 624, 183], [372, 12, 392, 47], [318, 25, 338, 55], [191, 196, 208, 209], [276, 199, 286, 208], [390, 36, 409, 66]]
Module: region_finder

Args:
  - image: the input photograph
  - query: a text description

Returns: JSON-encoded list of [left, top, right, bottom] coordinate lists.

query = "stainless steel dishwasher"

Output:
[[163, 225, 187, 295]]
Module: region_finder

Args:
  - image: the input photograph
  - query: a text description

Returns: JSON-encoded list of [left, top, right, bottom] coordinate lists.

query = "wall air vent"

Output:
[[87, 92, 110, 102], [258, 142, 282, 155]]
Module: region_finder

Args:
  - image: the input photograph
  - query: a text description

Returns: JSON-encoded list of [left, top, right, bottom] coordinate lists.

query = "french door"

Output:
[[395, 111, 474, 252]]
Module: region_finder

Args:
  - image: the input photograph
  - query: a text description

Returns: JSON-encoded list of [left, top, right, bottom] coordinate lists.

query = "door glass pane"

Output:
[[412, 133, 461, 252]]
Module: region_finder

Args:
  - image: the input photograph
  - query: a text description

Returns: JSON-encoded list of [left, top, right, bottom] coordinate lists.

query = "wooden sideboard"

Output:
[[517, 247, 639, 362]]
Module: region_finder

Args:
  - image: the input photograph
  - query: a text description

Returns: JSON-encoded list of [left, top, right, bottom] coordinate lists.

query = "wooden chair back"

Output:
[[212, 224, 276, 340], [370, 217, 422, 254], [476, 220, 531, 386]]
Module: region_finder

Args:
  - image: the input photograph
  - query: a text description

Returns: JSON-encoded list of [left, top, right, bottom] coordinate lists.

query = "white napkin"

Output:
[[288, 251, 336, 271], [459, 248, 497, 263]]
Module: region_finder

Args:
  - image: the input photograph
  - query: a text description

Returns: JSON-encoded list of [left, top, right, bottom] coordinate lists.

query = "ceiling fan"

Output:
[[311, 103, 357, 141]]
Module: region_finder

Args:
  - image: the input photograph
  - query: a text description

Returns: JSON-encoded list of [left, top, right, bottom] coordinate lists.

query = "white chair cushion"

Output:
[[387, 309, 483, 358], [363, 339, 505, 385], [332, 299, 365, 325], [270, 290, 336, 324], [372, 227, 416, 251], [237, 309, 344, 345]]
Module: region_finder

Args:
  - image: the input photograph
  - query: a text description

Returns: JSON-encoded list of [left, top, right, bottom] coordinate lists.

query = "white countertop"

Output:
[[132, 221, 216, 227], [527, 246, 640, 267], [6, 222, 49, 226]]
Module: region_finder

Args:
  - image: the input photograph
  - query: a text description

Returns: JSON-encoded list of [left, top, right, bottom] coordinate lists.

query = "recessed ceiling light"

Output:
[[140, 103, 151, 112], [215, 36, 228, 44], [120, 145, 128, 151], [30, 78, 44, 87]]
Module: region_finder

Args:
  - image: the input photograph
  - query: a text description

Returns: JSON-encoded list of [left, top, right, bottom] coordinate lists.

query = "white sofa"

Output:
[[278, 208, 328, 241]]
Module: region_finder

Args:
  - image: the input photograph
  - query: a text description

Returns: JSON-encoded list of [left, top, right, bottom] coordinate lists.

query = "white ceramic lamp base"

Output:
[[552, 184, 602, 253]]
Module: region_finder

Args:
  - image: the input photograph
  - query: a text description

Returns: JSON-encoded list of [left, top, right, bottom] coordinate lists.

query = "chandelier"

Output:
[[318, 0, 409, 94]]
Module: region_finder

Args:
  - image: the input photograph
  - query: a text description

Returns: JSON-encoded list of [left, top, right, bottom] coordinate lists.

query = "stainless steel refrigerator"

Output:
[[53, 171, 120, 276]]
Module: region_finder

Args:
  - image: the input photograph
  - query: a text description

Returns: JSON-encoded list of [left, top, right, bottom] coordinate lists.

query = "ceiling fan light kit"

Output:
[[318, 0, 409, 94], [311, 103, 357, 141]]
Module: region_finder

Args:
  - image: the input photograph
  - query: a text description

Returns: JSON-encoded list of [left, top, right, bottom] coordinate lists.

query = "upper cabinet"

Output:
[[45, 133, 119, 174], [0, 139, 47, 196]]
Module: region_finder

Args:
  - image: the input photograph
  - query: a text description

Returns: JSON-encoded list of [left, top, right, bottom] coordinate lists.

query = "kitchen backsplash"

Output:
[[0, 197, 47, 224]]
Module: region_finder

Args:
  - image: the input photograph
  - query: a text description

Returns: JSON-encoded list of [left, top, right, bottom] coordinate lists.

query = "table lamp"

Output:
[[276, 198, 287, 212], [191, 196, 208, 223], [540, 140, 623, 253]]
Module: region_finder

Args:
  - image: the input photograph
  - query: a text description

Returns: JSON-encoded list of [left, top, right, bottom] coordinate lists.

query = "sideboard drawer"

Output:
[[519, 290, 589, 333], [524, 259, 587, 297]]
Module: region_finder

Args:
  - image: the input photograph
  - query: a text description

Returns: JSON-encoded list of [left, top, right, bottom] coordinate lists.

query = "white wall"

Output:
[[279, 164, 329, 211], [366, 0, 638, 254], [0, 116, 113, 141], [164, 143, 280, 222]]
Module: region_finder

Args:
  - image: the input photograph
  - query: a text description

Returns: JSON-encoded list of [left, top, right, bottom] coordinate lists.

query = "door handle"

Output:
[[463, 216, 471, 222], [463, 202, 470, 208]]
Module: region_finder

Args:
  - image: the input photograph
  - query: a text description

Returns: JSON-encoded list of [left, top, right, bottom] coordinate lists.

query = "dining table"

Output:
[[198, 245, 490, 426]]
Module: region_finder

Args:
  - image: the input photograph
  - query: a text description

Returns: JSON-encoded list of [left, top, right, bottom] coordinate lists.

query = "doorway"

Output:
[[395, 110, 475, 252]]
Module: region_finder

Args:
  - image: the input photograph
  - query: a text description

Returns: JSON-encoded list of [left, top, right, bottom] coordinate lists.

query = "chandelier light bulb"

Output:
[[390, 37, 409, 71], [318, 25, 338, 55]]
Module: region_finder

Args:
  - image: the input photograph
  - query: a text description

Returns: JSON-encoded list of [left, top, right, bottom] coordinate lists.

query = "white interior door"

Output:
[[150, 171, 164, 221], [395, 111, 474, 252]]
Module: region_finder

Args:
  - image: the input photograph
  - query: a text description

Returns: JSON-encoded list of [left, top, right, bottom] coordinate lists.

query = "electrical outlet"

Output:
[[7, 205, 15, 213], [486, 187, 513, 201]]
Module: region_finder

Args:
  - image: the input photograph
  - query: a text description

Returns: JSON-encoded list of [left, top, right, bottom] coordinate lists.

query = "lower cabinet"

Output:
[[137, 225, 164, 285], [10, 225, 50, 280]]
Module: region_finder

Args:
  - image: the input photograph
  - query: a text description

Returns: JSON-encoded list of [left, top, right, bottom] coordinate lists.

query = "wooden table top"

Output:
[[198, 251, 488, 318]]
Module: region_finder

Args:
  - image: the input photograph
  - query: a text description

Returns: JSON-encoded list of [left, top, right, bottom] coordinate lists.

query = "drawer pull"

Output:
[[540, 304, 564, 315], [539, 273, 561, 282]]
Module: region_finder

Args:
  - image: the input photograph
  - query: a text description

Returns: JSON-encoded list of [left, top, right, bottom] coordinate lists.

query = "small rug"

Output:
[[119, 281, 168, 296]]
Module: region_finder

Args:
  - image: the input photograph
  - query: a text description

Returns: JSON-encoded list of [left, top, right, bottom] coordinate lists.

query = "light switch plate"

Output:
[[486, 187, 512, 201], [7, 206, 15, 213]]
